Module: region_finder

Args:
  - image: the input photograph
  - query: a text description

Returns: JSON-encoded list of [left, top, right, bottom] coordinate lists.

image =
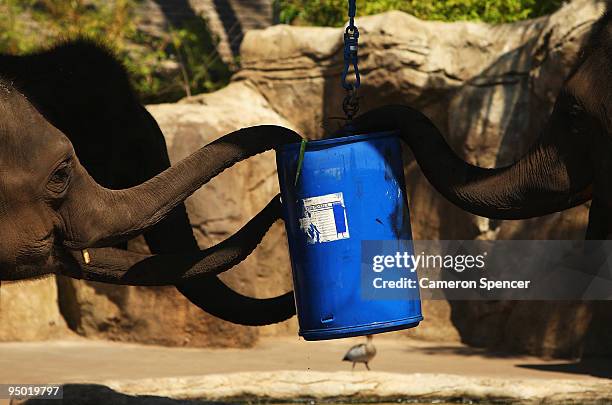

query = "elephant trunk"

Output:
[[64, 196, 283, 285], [176, 280, 296, 326], [351, 92, 595, 220], [60, 195, 297, 325], [60, 125, 301, 249]]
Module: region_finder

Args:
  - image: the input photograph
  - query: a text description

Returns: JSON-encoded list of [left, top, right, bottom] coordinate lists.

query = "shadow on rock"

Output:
[[14, 384, 230, 405], [415, 344, 520, 359]]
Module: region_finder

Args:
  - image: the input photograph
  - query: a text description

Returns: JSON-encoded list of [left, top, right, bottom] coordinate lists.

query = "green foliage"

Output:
[[274, 0, 566, 26], [0, 0, 139, 54], [0, 0, 231, 103], [165, 18, 231, 102], [0, 0, 39, 53]]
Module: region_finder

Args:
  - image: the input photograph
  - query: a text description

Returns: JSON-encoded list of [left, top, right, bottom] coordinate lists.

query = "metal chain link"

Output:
[[341, 0, 360, 121]]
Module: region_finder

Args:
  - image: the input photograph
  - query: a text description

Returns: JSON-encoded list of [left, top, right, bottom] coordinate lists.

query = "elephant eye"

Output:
[[47, 159, 72, 195]]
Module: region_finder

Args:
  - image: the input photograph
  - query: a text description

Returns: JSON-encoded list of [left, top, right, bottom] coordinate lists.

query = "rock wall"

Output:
[[1, 0, 609, 357], [0, 278, 71, 341], [137, 0, 274, 65]]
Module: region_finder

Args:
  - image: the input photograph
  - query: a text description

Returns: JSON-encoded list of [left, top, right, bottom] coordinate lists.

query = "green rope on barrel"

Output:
[[294, 138, 308, 186]]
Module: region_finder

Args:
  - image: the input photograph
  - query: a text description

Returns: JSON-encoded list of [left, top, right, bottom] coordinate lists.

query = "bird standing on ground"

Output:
[[342, 335, 377, 370]]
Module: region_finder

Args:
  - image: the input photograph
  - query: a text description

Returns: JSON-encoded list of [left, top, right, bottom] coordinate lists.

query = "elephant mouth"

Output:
[[12, 252, 60, 281], [2, 235, 60, 281]]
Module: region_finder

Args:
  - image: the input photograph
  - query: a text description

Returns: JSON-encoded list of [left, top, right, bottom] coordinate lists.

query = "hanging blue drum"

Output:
[[276, 130, 423, 341]]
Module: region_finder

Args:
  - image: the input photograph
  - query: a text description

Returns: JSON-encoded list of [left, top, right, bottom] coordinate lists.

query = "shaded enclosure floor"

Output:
[[0, 336, 609, 384]]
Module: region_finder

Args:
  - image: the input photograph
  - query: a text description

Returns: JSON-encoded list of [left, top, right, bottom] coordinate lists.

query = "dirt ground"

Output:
[[0, 336, 609, 385]]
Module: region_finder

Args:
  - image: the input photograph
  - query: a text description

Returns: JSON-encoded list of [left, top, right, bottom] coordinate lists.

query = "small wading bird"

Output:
[[343, 335, 376, 370]]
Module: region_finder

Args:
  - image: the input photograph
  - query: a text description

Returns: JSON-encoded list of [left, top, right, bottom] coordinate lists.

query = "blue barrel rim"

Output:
[[279, 130, 399, 152], [300, 314, 423, 341]]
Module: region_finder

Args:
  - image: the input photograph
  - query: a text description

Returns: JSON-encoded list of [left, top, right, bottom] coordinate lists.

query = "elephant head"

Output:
[[0, 79, 301, 301]]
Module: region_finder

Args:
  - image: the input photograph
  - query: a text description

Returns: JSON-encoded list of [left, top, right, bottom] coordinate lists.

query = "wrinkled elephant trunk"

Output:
[[351, 92, 596, 220], [61, 125, 301, 249]]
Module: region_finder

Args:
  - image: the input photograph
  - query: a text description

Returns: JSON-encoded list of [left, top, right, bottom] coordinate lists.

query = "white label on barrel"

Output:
[[299, 192, 350, 244]]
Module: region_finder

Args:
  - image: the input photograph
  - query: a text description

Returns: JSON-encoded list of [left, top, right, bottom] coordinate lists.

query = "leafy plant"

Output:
[[0, 0, 39, 53], [0, 0, 231, 103], [274, 0, 566, 26], [166, 18, 231, 101]]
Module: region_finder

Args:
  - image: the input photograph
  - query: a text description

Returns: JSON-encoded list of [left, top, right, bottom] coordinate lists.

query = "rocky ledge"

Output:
[[16, 371, 611, 404]]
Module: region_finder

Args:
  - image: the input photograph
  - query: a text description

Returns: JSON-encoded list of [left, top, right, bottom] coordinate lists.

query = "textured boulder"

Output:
[[103, 371, 612, 403], [0, 277, 71, 341], [10, 371, 612, 404]]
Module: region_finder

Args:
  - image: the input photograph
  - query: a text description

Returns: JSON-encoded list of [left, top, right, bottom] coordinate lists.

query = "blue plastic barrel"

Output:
[[276, 130, 423, 340]]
